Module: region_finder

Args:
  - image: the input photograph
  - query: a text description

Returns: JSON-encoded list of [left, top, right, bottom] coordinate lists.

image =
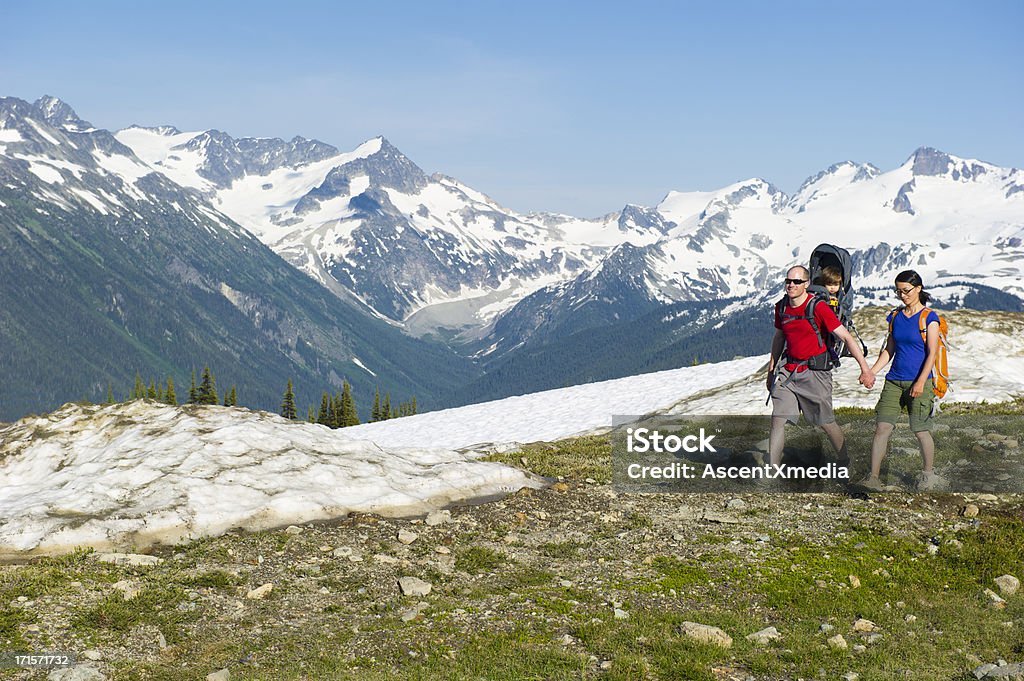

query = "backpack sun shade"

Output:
[[806, 243, 868, 360]]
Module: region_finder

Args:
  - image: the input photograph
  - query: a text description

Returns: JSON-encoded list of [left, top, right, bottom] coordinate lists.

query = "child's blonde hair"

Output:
[[814, 265, 842, 288]]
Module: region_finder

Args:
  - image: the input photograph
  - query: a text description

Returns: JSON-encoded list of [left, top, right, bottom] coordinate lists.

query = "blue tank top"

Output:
[[887, 308, 940, 381]]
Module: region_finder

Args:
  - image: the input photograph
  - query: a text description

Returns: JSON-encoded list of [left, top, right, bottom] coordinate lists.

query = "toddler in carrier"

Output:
[[814, 265, 842, 316]]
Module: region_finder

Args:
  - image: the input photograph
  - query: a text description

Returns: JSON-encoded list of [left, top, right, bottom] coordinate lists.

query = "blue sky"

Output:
[[3, 1, 1021, 216]]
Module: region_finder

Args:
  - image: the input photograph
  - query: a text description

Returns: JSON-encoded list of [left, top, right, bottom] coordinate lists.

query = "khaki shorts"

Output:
[[771, 367, 836, 426], [875, 378, 935, 432]]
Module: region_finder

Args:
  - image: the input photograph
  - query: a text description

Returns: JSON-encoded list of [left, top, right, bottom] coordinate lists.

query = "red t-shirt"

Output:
[[775, 295, 841, 368]]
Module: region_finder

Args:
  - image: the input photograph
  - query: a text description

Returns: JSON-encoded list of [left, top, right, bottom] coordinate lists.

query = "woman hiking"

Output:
[[858, 270, 947, 492]]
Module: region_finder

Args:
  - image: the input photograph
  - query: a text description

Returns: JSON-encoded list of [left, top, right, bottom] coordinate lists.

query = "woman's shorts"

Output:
[[875, 378, 935, 432]]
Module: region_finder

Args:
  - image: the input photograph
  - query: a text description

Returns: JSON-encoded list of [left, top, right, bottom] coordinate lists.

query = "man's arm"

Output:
[[767, 328, 785, 392], [833, 324, 876, 389], [769, 328, 785, 372]]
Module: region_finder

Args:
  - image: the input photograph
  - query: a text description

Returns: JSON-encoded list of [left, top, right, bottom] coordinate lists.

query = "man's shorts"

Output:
[[771, 367, 836, 426], [875, 378, 935, 432]]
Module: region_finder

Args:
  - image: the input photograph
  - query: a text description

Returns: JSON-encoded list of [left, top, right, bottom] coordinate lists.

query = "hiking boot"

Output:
[[915, 471, 949, 492], [854, 475, 884, 492]]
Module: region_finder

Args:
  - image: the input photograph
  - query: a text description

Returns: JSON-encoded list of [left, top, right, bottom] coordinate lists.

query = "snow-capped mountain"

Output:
[[0, 96, 477, 421], [111, 119, 1024, 359], [4, 94, 1022, 418]]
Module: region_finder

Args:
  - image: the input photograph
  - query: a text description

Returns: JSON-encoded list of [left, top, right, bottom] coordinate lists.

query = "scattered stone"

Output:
[[974, 664, 998, 679], [853, 618, 877, 632], [927, 544, 940, 556], [398, 576, 432, 597], [745, 626, 781, 645], [400, 602, 429, 622], [726, 498, 748, 511], [435, 546, 451, 555], [82, 650, 102, 661], [48, 666, 107, 681], [678, 621, 732, 648], [985, 589, 1007, 609], [284, 525, 303, 535], [246, 583, 273, 600], [600, 661, 613, 670], [995, 575, 1020, 597], [551, 482, 570, 492], [559, 634, 575, 645], [977, 494, 999, 502], [975, 662, 1024, 679], [425, 510, 452, 526], [865, 633, 884, 645], [614, 608, 629, 620], [827, 634, 848, 650], [398, 530, 418, 545], [1005, 439, 1020, 449], [373, 554, 399, 564], [207, 671, 230, 681], [842, 673, 859, 681], [819, 623, 835, 634], [848, 575, 861, 588], [158, 632, 168, 650], [332, 547, 353, 558], [319, 545, 332, 552], [853, 644, 867, 653], [93, 553, 163, 567], [905, 614, 917, 623]]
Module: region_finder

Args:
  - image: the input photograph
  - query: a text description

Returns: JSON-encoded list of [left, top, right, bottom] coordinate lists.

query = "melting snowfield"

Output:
[[0, 402, 537, 559], [0, 357, 763, 559]]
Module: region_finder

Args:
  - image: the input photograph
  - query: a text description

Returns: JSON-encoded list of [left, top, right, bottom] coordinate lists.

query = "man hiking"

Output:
[[767, 266, 875, 468]]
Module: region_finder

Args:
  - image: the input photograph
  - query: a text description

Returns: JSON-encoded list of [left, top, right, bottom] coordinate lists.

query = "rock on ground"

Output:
[[678, 621, 732, 648]]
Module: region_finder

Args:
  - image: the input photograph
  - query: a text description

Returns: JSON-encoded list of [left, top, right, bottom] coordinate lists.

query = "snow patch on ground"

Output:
[[0, 402, 538, 559]]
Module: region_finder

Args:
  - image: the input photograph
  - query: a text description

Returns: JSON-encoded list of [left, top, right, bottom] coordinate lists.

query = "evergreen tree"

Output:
[[223, 386, 237, 407], [411, 396, 417, 415], [332, 392, 343, 429], [281, 379, 297, 420], [317, 392, 331, 426], [197, 366, 218, 405], [106, 383, 114, 405], [307, 405, 316, 423], [371, 388, 382, 422], [189, 370, 197, 404], [382, 393, 392, 421], [147, 380, 158, 400], [340, 381, 359, 427], [133, 372, 145, 400], [165, 377, 177, 405]]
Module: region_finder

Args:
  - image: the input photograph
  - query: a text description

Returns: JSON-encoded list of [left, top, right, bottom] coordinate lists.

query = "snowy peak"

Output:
[[291, 136, 427, 215], [788, 160, 881, 212], [31, 95, 90, 130], [172, 129, 341, 188], [124, 124, 183, 137]]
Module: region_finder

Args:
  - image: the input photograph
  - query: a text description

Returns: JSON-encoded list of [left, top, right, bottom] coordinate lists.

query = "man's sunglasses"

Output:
[[784, 278, 807, 285]]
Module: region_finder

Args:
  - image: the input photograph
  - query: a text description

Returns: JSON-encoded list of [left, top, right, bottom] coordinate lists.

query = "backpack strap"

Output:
[[778, 297, 825, 349]]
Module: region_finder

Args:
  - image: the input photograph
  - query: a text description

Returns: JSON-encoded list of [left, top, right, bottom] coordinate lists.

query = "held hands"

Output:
[[858, 368, 876, 390]]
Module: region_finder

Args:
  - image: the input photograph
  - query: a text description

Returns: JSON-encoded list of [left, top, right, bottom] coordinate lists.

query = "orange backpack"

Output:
[[888, 307, 950, 398]]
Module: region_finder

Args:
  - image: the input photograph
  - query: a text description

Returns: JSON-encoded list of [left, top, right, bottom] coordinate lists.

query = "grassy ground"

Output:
[[1, 430, 1022, 680]]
